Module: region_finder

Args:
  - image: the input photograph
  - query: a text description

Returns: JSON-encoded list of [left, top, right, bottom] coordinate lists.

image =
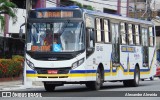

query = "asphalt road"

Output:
[[1, 78, 160, 100], [23, 78, 160, 91], [8, 78, 160, 96]]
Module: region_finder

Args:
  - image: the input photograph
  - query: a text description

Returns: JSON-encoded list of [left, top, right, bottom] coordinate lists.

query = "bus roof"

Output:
[[35, 6, 80, 11], [83, 9, 153, 25]]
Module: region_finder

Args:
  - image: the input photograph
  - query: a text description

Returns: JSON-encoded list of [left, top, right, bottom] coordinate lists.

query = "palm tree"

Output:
[[0, 0, 17, 30]]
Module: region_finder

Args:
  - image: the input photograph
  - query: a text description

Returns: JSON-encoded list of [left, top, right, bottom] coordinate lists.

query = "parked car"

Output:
[[141, 61, 160, 81]]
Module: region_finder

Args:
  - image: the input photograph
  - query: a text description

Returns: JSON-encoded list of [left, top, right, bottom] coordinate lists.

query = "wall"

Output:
[[8, 9, 26, 35], [46, 0, 57, 7]]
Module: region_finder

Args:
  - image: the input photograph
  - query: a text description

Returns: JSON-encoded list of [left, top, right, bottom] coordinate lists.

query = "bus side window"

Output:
[[120, 22, 127, 44], [134, 25, 140, 45], [96, 18, 101, 42], [128, 24, 134, 45], [149, 27, 154, 46], [104, 19, 110, 43], [142, 28, 148, 46]]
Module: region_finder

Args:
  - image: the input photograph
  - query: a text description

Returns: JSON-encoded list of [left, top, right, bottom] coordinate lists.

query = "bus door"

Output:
[[142, 28, 149, 67], [111, 23, 120, 67]]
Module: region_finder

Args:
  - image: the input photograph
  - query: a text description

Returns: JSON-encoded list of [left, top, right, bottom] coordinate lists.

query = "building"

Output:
[[129, 0, 160, 61], [60, 0, 129, 16], [1, 0, 129, 38], [128, 0, 160, 20], [0, 0, 52, 58]]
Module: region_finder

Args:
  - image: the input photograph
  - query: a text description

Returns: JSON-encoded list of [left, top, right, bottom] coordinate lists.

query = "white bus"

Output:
[[24, 6, 156, 91]]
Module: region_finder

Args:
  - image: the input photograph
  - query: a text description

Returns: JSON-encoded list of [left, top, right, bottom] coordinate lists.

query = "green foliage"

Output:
[[12, 55, 24, 62], [71, 0, 94, 10], [0, 0, 17, 30], [84, 5, 94, 10], [73, 1, 83, 8]]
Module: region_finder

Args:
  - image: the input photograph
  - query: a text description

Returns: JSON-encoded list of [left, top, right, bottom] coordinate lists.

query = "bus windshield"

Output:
[[27, 21, 84, 52]]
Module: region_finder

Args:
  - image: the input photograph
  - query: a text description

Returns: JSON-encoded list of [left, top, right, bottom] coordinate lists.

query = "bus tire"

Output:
[[132, 67, 140, 87], [44, 82, 56, 92], [85, 68, 102, 90], [123, 67, 140, 87], [150, 76, 154, 81]]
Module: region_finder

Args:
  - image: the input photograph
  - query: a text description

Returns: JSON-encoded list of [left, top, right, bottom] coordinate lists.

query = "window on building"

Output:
[[128, 24, 134, 45], [120, 23, 127, 44], [104, 19, 110, 43]]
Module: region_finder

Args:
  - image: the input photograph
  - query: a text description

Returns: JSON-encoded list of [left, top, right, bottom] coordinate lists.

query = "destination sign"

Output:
[[121, 46, 136, 53], [37, 11, 73, 18]]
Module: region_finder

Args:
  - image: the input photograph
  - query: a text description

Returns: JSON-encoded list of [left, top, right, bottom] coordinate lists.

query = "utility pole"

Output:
[[134, 0, 137, 18], [126, 0, 129, 17], [117, 0, 121, 15], [56, 0, 60, 7], [146, 0, 152, 21], [26, 0, 32, 18], [23, 0, 32, 87]]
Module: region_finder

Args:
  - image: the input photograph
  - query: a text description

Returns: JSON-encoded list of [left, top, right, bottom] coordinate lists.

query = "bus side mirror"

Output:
[[19, 28, 23, 38], [19, 23, 26, 39]]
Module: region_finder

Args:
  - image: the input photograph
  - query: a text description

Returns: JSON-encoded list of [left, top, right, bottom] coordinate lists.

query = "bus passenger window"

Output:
[[142, 28, 148, 46], [149, 27, 154, 46], [128, 24, 134, 45], [120, 23, 127, 44], [104, 20, 110, 43], [135, 25, 140, 45], [96, 18, 101, 42]]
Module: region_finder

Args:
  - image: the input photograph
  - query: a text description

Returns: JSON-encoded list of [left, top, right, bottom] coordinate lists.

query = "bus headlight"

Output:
[[26, 59, 35, 70], [72, 58, 84, 69]]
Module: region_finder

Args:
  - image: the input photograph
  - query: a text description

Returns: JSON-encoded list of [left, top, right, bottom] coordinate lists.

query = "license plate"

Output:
[[48, 70, 58, 74]]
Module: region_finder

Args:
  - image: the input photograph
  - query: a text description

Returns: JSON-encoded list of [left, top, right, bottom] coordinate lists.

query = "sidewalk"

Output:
[[0, 80, 23, 91], [0, 79, 43, 91]]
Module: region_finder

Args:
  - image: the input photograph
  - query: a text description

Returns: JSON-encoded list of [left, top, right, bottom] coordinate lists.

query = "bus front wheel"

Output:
[[44, 82, 56, 92], [85, 68, 103, 90]]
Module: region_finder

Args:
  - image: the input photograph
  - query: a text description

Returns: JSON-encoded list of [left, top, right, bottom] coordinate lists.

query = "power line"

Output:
[[101, 0, 127, 3], [82, 0, 129, 9], [46, 0, 65, 7], [46, 0, 133, 10]]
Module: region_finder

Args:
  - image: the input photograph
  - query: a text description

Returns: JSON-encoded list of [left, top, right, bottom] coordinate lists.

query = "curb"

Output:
[[0, 85, 44, 91]]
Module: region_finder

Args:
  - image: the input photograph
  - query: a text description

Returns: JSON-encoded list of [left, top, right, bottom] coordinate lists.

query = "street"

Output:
[[1, 78, 160, 100], [11, 78, 160, 96]]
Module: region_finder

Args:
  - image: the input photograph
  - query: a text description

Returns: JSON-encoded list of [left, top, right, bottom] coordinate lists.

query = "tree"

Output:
[[0, 0, 17, 30], [72, 1, 94, 10]]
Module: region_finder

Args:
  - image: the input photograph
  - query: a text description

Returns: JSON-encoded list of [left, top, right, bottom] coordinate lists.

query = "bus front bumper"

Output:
[[26, 73, 95, 82]]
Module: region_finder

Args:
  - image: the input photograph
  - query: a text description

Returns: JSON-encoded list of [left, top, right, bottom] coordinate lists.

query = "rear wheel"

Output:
[[150, 76, 154, 81], [44, 82, 56, 92], [123, 67, 140, 87], [85, 68, 103, 90]]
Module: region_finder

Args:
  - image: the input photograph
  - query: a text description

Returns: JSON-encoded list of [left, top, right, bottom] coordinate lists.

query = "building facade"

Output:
[[129, 0, 160, 61], [60, 0, 129, 16]]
